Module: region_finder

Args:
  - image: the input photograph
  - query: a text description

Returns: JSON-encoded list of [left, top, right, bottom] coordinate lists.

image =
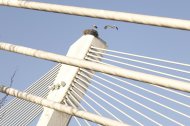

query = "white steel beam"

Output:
[[1, 0, 190, 30], [0, 85, 129, 126], [0, 41, 190, 92]]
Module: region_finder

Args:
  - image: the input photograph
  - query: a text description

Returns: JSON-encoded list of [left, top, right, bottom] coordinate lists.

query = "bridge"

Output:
[[0, 1, 190, 126]]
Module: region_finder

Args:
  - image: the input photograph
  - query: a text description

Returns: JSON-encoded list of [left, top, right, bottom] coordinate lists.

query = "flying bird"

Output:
[[104, 25, 118, 30]]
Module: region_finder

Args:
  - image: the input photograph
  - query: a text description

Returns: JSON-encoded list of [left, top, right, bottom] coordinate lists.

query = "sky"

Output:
[[0, 0, 190, 126]]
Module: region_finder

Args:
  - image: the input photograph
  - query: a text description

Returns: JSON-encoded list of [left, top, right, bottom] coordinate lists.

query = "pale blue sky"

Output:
[[0, 0, 190, 125]]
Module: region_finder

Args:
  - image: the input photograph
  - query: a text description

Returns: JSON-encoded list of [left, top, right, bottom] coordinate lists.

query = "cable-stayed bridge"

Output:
[[0, 1, 190, 126]]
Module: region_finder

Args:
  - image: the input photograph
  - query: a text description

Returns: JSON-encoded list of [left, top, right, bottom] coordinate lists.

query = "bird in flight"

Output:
[[104, 25, 118, 30]]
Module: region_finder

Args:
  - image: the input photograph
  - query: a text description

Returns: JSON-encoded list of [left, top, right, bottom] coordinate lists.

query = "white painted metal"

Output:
[[1, 0, 190, 30], [37, 34, 107, 126], [89, 49, 190, 74], [91, 46, 190, 67], [1, 42, 190, 92], [0, 85, 129, 126]]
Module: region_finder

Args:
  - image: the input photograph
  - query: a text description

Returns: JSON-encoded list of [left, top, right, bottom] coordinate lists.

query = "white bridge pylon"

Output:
[[37, 31, 107, 126], [0, 31, 107, 126]]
